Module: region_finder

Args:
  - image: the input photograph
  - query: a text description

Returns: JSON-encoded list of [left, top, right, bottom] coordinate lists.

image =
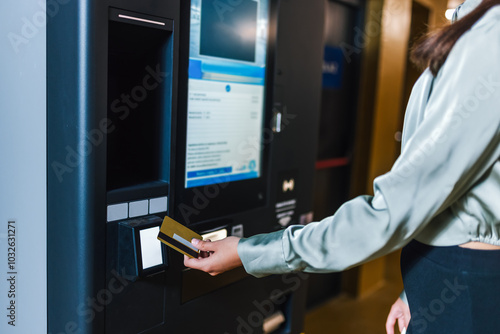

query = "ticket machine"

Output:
[[1, 0, 325, 333]]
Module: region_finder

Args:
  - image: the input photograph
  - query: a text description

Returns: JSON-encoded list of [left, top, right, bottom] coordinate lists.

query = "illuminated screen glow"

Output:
[[185, 0, 269, 188], [139, 227, 163, 269]]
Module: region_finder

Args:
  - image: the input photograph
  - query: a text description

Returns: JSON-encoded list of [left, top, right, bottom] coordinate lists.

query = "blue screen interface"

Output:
[[185, 0, 270, 188]]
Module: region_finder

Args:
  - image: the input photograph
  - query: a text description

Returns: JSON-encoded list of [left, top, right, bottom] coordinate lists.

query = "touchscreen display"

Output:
[[185, 0, 269, 188]]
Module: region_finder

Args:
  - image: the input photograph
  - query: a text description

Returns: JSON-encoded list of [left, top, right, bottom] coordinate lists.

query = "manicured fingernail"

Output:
[[191, 238, 200, 245]]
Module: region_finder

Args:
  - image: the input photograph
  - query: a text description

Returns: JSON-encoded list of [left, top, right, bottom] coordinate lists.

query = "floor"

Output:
[[304, 252, 404, 334]]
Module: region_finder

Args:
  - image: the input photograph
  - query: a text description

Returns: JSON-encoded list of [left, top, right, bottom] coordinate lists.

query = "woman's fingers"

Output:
[[184, 237, 242, 276], [192, 238, 215, 252], [195, 239, 212, 258], [385, 309, 397, 334], [386, 297, 411, 334]]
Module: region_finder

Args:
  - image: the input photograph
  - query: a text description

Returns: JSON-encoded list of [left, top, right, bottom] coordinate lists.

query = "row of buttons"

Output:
[[107, 196, 168, 222]]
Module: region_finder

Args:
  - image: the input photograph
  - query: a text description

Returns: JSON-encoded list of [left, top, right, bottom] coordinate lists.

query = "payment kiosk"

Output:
[[1, 0, 325, 333]]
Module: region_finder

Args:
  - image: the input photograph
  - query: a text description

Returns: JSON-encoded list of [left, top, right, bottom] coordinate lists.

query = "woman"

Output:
[[185, 0, 500, 332]]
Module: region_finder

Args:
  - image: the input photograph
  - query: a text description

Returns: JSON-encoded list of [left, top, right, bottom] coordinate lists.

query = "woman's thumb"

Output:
[[192, 238, 212, 251]]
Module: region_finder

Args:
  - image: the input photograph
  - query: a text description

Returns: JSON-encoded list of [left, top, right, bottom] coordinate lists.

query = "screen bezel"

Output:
[[174, 0, 277, 225]]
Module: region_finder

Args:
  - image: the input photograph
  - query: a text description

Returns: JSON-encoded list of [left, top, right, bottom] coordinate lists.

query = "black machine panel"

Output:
[[47, 0, 325, 333]]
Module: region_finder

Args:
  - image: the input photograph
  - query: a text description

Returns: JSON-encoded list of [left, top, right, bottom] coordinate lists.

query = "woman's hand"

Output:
[[184, 236, 242, 276], [386, 297, 410, 334]]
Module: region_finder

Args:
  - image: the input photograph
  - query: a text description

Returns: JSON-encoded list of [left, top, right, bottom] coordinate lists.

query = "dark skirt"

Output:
[[401, 240, 500, 334]]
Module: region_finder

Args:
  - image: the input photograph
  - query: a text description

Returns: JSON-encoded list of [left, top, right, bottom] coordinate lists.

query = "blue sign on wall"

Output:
[[322, 46, 344, 89]]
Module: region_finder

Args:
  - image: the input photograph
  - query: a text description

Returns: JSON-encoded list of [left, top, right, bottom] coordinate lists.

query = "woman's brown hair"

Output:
[[411, 0, 500, 76]]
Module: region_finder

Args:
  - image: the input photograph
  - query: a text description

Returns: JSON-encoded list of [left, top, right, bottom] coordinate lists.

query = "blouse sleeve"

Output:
[[238, 12, 500, 278]]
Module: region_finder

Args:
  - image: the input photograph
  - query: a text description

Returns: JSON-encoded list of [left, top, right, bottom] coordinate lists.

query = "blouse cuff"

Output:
[[237, 230, 290, 278], [400, 290, 408, 305]]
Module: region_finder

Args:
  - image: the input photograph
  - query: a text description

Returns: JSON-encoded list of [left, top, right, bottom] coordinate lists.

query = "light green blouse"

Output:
[[238, 4, 500, 278]]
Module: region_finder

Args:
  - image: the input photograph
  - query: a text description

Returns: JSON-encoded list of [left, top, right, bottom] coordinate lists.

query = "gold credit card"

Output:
[[157, 216, 202, 258]]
